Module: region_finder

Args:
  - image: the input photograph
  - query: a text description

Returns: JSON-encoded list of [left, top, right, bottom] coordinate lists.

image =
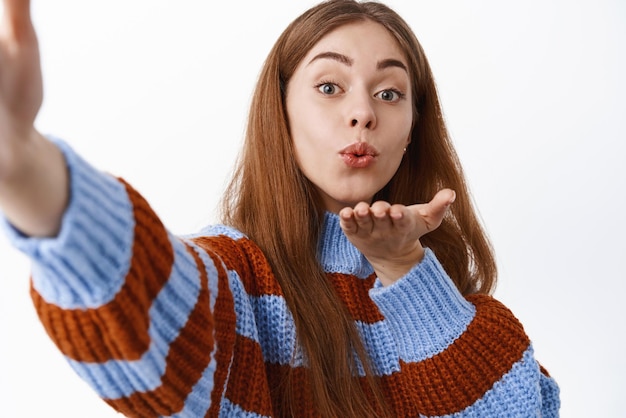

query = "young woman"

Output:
[[0, 0, 560, 416]]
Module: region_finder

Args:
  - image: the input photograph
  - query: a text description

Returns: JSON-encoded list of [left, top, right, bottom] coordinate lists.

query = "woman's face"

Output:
[[286, 20, 413, 213]]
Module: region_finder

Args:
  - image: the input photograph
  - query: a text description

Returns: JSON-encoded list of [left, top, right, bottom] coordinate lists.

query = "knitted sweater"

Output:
[[3, 140, 560, 417]]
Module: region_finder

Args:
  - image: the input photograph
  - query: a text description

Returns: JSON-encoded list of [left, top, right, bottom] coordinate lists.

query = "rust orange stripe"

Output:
[[193, 236, 283, 297], [327, 272, 385, 323], [265, 363, 315, 417], [264, 363, 383, 417], [262, 296, 530, 418], [224, 335, 274, 416], [104, 242, 217, 417], [31, 180, 174, 362], [204, 248, 238, 418], [380, 294, 530, 416]]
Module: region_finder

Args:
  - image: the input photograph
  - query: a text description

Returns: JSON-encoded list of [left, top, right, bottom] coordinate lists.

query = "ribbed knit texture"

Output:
[[2, 140, 560, 417]]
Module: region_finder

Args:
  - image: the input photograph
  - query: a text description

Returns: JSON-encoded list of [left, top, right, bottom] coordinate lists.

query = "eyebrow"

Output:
[[377, 58, 408, 73], [307, 51, 408, 73], [308, 51, 353, 66]]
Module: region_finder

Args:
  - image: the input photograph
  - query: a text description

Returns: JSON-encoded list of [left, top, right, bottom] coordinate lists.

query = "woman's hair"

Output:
[[221, 0, 497, 416]]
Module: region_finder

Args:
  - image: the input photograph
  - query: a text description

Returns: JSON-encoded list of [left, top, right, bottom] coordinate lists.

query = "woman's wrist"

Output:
[[0, 132, 69, 237], [369, 245, 425, 286]]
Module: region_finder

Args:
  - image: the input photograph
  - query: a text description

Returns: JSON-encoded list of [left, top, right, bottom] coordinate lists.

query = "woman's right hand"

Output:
[[0, 0, 69, 237], [0, 0, 42, 143]]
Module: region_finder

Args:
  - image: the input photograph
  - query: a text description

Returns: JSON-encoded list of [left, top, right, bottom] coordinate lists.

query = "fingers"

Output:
[[339, 202, 371, 234], [339, 201, 396, 235], [340, 188, 456, 236], [367, 200, 393, 229]]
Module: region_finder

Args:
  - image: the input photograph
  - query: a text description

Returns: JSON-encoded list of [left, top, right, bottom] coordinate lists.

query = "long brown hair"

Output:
[[221, 0, 497, 416]]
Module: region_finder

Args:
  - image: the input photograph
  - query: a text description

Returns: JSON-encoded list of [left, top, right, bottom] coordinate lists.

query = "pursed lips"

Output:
[[339, 142, 379, 168]]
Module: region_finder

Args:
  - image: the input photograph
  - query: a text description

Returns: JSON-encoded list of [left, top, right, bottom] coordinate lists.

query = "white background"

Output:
[[0, 1, 624, 417]]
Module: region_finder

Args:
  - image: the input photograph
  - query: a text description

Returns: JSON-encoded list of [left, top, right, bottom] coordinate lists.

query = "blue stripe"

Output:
[[218, 398, 270, 418], [246, 294, 411, 375], [370, 249, 476, 363], [65, 235, 206, 399], [249, 294, 301, 366], [229, 272, 259, 342], [317, 212, 374, 278], [29, 144, 135, 308], [75, 168, 132, 230], [32, 218, 130, 304], [428, 346, 545, 417], [185, 240, 220, 312], [355, 320, 401, 376], [188, 224, 246, 241]]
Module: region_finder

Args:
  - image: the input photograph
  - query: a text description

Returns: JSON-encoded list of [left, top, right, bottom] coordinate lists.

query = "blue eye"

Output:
[[376, 89, 404, 102], [317, 82, 339, 95]]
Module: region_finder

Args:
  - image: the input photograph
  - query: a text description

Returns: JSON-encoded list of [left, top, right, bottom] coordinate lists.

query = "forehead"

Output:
[[303, 20, 407, 67]]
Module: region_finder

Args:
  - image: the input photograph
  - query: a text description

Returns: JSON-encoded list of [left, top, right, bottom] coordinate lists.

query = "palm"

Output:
[[0, 0, 42, 142], [339, 189, 456, 284]]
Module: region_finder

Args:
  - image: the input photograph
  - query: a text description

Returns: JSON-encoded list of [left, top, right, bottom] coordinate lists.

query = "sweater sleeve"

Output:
[[0, 139, 243, 417], [369, 249, 560, 417]]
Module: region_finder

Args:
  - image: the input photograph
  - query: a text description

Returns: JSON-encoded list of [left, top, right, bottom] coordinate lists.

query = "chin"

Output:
[[326, 193, 376, 212], [317, 181, 386, 212]]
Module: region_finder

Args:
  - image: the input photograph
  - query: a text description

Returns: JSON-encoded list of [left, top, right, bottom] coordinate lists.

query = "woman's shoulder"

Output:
[[185, 224, 248, 241], [184, 224, 282, 297]]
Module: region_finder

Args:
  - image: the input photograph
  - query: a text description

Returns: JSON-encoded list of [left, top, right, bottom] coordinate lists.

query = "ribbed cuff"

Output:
[[369, 248, 476, 361], [0, 137, 135, 309]]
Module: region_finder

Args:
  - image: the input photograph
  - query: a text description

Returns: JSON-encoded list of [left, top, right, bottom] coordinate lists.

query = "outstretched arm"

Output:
[[0, 4, 239, 416], [339, 188, 456, 285], [0, 0, 68, 237]]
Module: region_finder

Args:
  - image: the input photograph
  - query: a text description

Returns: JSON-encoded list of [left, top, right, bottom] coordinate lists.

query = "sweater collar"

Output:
[[317, 212, 374, 278]]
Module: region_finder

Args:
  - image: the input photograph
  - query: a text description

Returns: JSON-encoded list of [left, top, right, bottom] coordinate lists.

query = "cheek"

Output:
[[386, 111, 413, 148], [401, 108, 414, 144], [291, 110, 337, 152]]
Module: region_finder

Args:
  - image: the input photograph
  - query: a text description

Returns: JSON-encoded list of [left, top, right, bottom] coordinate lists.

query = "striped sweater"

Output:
[[3, 139, 560, 417]]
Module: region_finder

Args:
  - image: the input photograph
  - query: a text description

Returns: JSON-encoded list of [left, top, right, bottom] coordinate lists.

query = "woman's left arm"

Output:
[[368, 248, 560, 417], [342, 192, 560, 416]]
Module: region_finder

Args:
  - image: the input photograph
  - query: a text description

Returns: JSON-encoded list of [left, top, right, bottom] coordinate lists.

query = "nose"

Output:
[[348, 91, 377, 130]]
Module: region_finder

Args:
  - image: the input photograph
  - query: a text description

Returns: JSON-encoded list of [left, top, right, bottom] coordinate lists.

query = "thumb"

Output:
[[419, 188, 456, 233], [431, 188, 456, 210], [2, 0, 34, 40]]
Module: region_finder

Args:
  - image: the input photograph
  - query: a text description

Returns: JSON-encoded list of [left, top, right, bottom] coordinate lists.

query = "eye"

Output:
[[375, 89, 405, 102], [316, 82, 341, 96]]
